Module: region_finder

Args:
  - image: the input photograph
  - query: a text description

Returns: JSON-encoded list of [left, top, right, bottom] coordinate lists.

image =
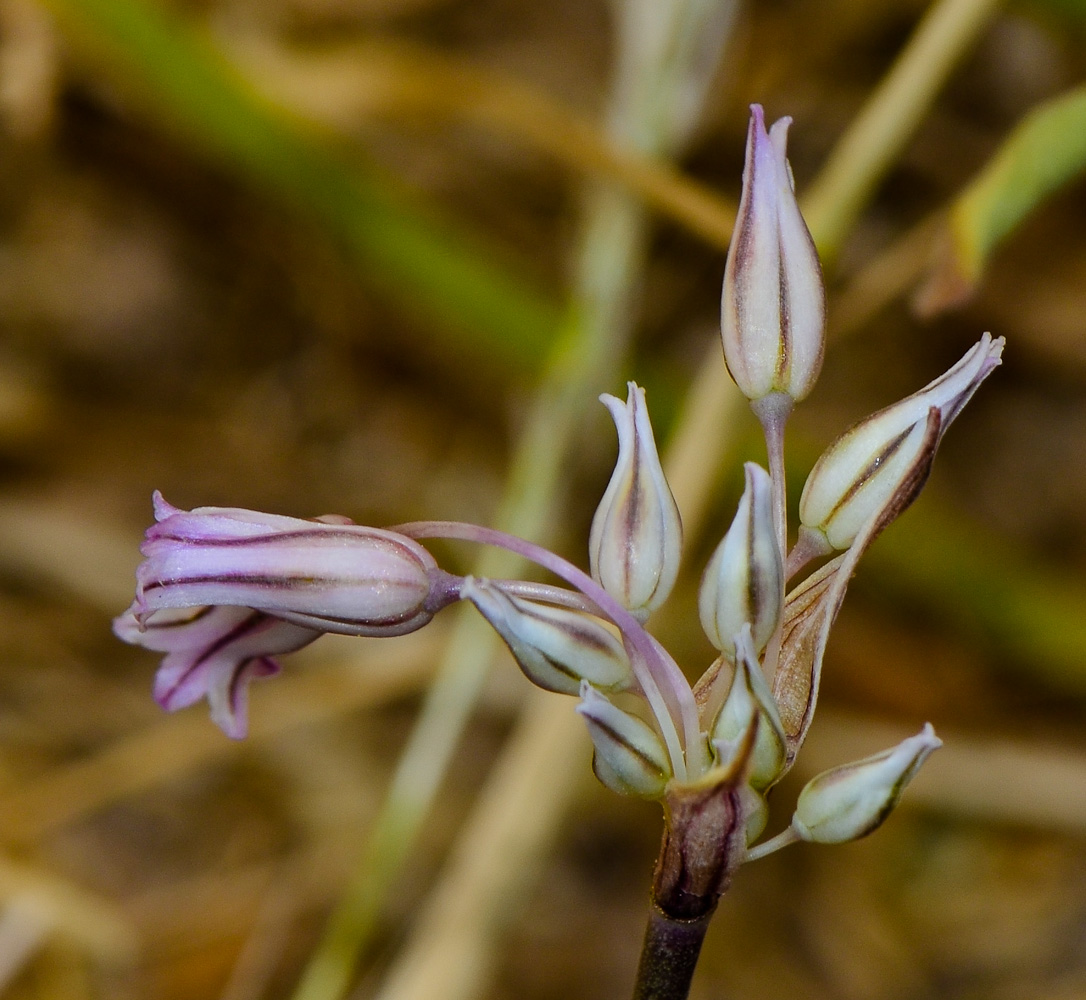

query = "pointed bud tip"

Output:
[[800, 334, 1003, 550], [590, 383, 682, 617], [467, 578, 631, 696], [792, 723, 941, 844], [152, 490, 180, 522], [576, 682, 672, 799], [698, 463, 783, 655], [722, 106, 825, 403]]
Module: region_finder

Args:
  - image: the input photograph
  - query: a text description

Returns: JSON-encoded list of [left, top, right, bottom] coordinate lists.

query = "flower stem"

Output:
[[743, 824, 800, 863], [750, 392, 792, 683], [394, 519, 699, 780], [631, 906, 713, 1000], [784, 525, 834, 582], [484, 578, 600, 614], [750, 392, 792, 564]]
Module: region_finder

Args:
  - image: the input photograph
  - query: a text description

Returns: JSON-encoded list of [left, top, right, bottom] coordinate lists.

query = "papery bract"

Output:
[[721, 104, 825, 403], [590, 383, 682, 620]]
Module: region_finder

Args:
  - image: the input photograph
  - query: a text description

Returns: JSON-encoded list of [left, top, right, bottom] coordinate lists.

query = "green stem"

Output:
[[801, 0, 1004, 262], [290, 191, 650, 1000], [39, 0, 560, 372]]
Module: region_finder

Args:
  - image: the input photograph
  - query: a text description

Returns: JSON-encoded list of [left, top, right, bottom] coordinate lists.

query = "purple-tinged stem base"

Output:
[[631, 905, 714, 1000]]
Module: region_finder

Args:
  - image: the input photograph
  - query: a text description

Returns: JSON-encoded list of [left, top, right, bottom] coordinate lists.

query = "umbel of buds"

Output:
[[115, 106, 1001, 969]]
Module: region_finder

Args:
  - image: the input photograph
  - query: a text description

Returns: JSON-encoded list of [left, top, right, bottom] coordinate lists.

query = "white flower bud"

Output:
[[699, 463, 783, 656], [721, 104, 825, 403], [792, 724, 941, 844], [462, 577, 631, 696], [710, 624, 787, 790], [590, 383, 683, 619], [799, 334, 1004, 550], [576, 682, 672, 799]]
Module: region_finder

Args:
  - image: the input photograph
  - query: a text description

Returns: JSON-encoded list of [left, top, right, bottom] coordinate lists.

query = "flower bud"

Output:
[[134, 492, 445, 637], [113, 603, 319, 738], [721, 105, 825, 403], [576, 682, 671, 799], [792, 723, 941, 844], [799, 334, 1004, 550], [461, 576, 631, 696], [699, 463, 783, 656], [590, 383, 682, 621], [710, 625, 787, 790], [743, 786, 769, 845]]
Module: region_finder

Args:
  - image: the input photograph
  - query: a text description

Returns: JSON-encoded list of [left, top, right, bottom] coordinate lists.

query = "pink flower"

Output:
[[114, 604, 318, 738], [134, 492, 451, 636], [116, 492, 458, 737]]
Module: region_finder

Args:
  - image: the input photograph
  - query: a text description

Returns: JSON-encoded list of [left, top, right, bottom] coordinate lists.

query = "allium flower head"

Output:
[[111, 109, 999, 947]]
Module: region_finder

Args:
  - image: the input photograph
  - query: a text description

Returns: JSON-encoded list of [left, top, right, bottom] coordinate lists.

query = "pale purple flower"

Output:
[[134, 492, 454, 636], [114, 604, 318, 738], [116, 492, 460, 736]]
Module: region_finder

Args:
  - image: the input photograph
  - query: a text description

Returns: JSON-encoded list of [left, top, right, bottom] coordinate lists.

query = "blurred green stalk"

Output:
[[37, 0, 559, 372], [289, 194, 645, 1000], [802, 0, 1005, 263], [867, 502, 1086, 692], [289, 2, 739, 996], [945, 82, 1086, 295]]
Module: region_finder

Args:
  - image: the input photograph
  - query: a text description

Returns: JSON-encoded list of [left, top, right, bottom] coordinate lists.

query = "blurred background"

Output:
[[2, 0, 1086, 997]]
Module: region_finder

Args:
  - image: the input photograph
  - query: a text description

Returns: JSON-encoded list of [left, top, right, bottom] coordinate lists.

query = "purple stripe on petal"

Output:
[[120, 495, 446, 737], [155, 610, 267, 708]]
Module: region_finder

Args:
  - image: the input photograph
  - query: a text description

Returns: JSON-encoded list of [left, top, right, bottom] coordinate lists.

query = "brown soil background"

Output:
[[2, 0, 1086, 998]]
